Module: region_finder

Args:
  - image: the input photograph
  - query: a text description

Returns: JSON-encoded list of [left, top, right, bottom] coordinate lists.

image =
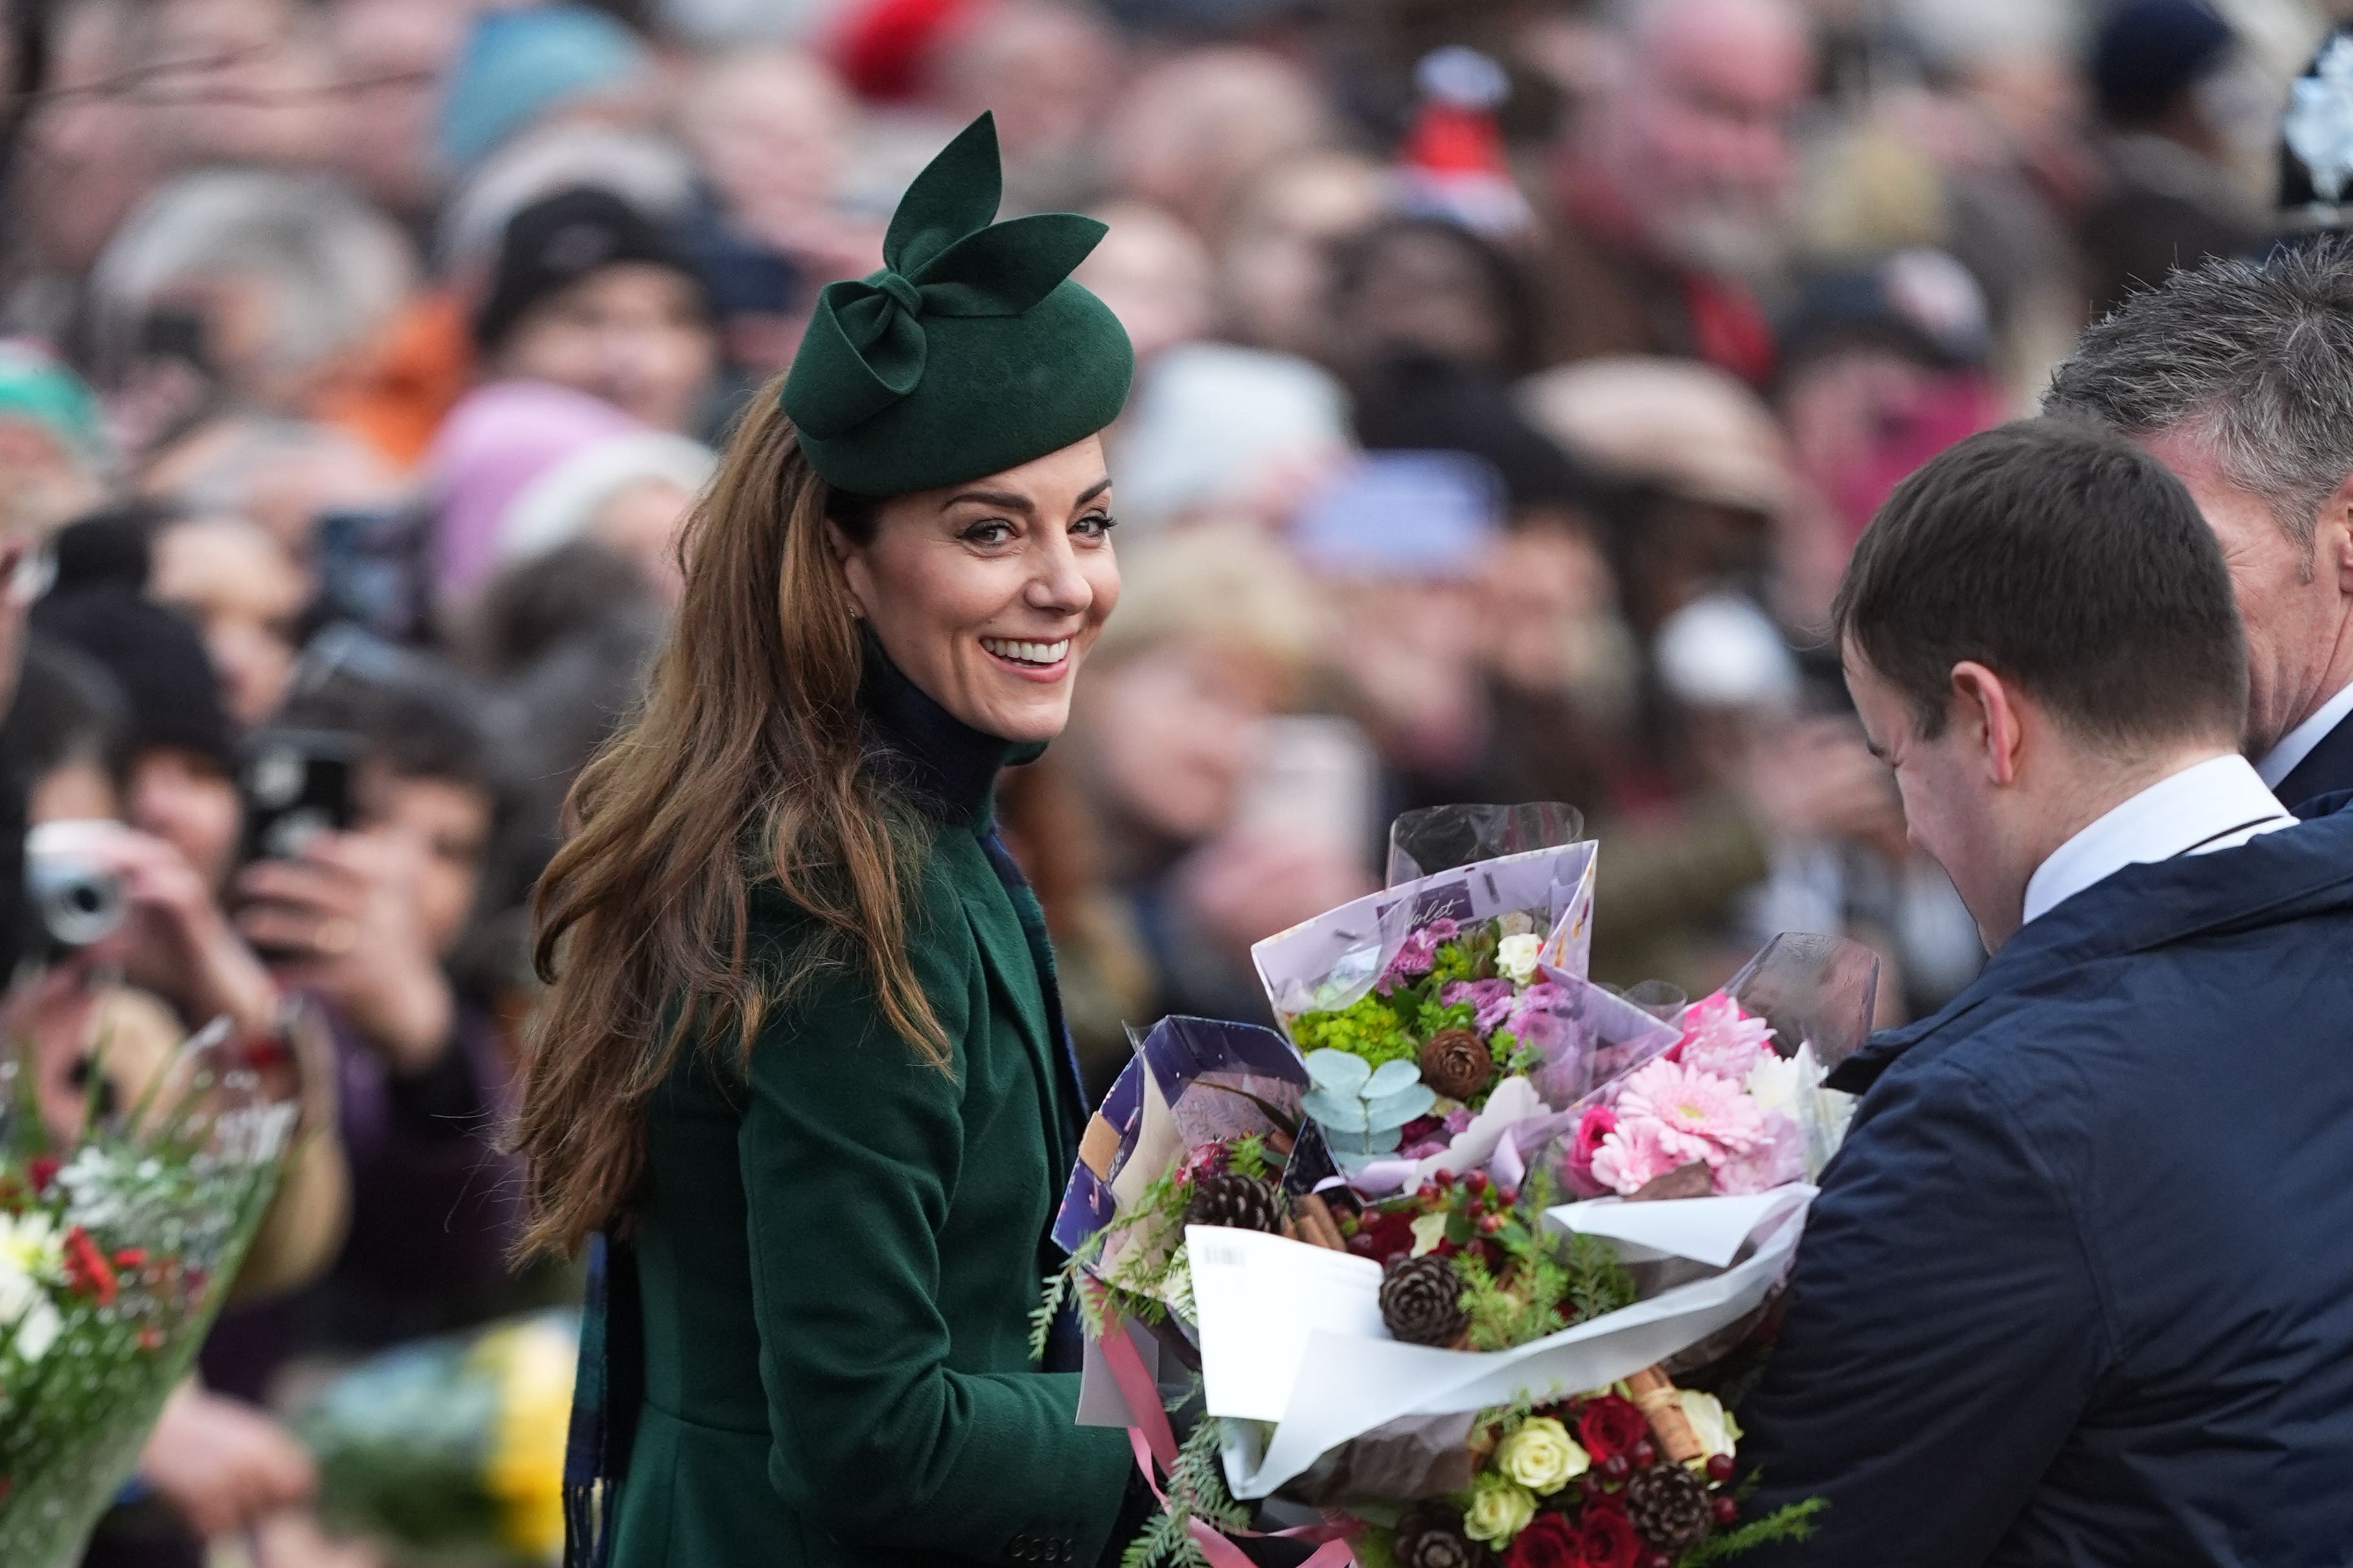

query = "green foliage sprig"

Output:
[[1289, 993, 1419, 1069], [1678, 1498, 1828, 1565], [1442, 1172, 1636, 1352], [1119, 1417, 1253, 1568]]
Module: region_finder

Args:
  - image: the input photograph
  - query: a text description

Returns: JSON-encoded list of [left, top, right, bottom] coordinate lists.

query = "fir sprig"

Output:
[[1119, 1418, 1252, 1568], [1678, 1498, 1827, 1565]]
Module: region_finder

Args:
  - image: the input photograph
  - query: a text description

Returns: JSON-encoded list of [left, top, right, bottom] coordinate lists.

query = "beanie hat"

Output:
[[0, 341, 109, 469], [474, 187, 707, 352], [781, 113, 1134, 495], [438, 5, 652, 172], [2091, 0, 2234, 127], [425, 379, 643, 603], [30, 587, 236, 771]]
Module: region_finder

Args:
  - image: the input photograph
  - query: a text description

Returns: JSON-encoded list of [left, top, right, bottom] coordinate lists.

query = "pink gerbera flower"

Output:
[[1613, 1058, 1768, 1155], [1672, 994, 1778, 1082], [1713, 1111, 1806, 1194], [1589, 1113, 1712, 1194]]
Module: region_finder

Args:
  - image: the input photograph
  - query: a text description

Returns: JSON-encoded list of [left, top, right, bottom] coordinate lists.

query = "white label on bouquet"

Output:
[[1544, 1185, 1818, 1269], [1188, 1225, 1387, 1422]]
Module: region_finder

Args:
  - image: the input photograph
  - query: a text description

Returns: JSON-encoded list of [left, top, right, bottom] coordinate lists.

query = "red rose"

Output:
[[1577, 1395, 1649, 1462], [1504, 1512, 1579, 1568], [1572, 1506, 1642, 1568]]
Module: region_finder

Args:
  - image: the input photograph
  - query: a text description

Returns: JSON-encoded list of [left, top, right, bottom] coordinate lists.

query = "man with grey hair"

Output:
[[2044, 241, 2353, 810]]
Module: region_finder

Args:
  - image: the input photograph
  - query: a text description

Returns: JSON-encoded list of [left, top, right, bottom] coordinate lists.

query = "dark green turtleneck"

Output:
[[610, 652, 1131, 1568]]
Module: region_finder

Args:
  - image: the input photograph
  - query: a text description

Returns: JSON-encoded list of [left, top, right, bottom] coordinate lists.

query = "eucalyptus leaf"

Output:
[[1300, 1088, 1370, 1131], [1365, 1059, 1424, 1096], [1304, 1049, 1372, 1093]]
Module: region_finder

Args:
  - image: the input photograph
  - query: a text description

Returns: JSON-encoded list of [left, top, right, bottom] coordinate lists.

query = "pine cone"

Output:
[[1379, 1254, 1468, 1346], [1625, 1462, 1715, 1556], [1418, 1027, 1495, 1101], [1393, 1504, 1492, 1568], [1186, 1169, 1281, 1233]]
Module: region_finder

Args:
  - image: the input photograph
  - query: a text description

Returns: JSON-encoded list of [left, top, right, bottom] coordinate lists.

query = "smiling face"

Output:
[[830, 437, 1120, 744]]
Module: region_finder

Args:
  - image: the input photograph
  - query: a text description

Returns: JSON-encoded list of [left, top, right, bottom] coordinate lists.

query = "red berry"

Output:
[[1631, 1439, 1657, 1468], [1713, 1496, 1740, 1525], [1497, 1185, 1519, 1207], [1601, 1454, 1631, 1481], [1477, 1212, 1504, 1234], [1466, 1170, 1489, 1194], [1418, 1181, 1440, 1202], [1647, 1554, 1673, 1568], [1579, 1473, 1606, 1499], [1705, 1453, 1736, 1484]]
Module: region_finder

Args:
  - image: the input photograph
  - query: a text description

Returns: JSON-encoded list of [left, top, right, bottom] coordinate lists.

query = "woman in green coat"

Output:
[[512, 115, 1143, 1568]]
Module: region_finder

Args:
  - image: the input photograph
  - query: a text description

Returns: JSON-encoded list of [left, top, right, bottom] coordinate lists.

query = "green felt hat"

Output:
[[782, 113, 1134, 495]]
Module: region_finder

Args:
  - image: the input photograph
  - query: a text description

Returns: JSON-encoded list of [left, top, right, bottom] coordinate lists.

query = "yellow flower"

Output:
[[1494, 1416, 1589, 1495], [476, 1315, 578, 1563], [1462, 1475, 1537, 1545], [1497, 934, 1543, 986], [1678, 1389, 1743, 1462]]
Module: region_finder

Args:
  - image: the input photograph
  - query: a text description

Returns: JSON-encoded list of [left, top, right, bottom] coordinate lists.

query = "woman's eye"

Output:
[[1072, 512, 1117, 539], [961, 520, 1015, 545]]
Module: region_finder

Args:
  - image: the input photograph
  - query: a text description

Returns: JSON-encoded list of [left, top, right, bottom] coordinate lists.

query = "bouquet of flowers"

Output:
[[300, 1310, 578, 1566], [1051, 808, 1878, 1568], [0, 1017, 301, 1568]]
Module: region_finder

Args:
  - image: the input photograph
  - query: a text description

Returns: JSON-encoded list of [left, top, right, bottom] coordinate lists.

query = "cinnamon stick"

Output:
[[1625, 1365, 1704, 1463]]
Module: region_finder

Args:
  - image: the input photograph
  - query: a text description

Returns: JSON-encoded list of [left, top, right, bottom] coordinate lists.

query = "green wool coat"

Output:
[[608, 771, 1134, 1566]]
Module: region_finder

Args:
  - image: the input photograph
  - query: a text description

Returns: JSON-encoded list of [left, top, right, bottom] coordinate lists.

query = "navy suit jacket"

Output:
[[1737, 801, 2353, 1567], [2274, 710, 2353, 814]]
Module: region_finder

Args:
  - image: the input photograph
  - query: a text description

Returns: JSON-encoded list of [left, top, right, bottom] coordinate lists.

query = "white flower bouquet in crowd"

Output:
[[0, 1014, 301, 1568], [1049, 805, 1879, 1568]]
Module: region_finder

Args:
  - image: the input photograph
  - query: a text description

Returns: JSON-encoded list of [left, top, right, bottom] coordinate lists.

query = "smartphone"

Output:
[[1232, 714, 1379, 861], [311, 506, 432, 643], [239, 729, 360, 867]]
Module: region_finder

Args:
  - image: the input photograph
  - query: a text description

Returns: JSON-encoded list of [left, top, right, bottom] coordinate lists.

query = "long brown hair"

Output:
[[510, 388, 945, 1260]]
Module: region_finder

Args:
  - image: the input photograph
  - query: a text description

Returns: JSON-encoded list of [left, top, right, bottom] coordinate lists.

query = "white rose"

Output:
[[1462, 1477, 1536, 1545], [1497, 933, 1543, 986], [1494, 1416, 1590, 1495], [1678, 1389, 1743, 1461]]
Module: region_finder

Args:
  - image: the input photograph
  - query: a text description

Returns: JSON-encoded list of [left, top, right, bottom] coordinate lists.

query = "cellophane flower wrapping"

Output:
[[0, 1019, 299, 1568], [1055, 805, 1885, 1568], [299, 1310, 578, 1566]]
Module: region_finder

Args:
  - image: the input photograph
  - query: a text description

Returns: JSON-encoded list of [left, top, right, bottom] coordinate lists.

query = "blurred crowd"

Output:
[[0, 0, 2336, 1560]]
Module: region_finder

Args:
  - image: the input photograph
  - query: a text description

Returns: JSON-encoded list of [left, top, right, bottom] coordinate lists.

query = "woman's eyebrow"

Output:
[[945, 488, 1033, 511]]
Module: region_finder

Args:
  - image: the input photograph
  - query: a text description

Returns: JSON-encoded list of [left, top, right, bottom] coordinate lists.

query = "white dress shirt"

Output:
[[2021, 755, 2297, 927], [2256, 677, 2353, 790]]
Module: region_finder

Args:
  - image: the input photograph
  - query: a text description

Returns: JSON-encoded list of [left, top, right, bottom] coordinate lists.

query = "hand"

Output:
[[1178, 830, 1379, 958], [49, 820, 278, 1036], [236, 831, 454, 1075], [139, 1383, 317, 1540], [1742, 716, 1909, 856]]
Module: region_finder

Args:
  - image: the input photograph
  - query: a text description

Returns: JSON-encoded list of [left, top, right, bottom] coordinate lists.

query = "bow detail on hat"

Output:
[[783, 113, 1109, 440]]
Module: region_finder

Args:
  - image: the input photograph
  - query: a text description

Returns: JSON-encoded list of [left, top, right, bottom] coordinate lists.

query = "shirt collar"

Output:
[[2021, 753, 2294, 927], [2256, 677, 2353, 790]]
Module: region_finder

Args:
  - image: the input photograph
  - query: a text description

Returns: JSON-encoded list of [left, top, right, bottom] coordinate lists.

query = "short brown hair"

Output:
[[1833, 420, 2247, 749]]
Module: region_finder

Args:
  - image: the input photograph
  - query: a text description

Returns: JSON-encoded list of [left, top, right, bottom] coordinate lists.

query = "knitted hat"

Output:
[[425, 379, 642, 602], [0, 341, 109, 468], [2091, 0, 2234, 127], [474, 187, 709, 352], [30, 587, 236, 771], [438, 5, 653, 172], [781, 113, 1133, 495]]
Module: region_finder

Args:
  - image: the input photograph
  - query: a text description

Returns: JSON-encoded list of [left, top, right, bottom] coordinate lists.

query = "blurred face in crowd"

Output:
[[1219, 152, 1384, 356], [589, 477, 693, 609], [678, 49, 855, 238], [149, 516, 310, 727], [832, 438, 1120, 745], [327, 0, 469, 217], [492, 264, 718, 435], [1074, 202, 1213, 364], [1342, 224, 1515, 372], [0, 419, 106, 540], [1594, 0, 1813, 275], [128, 746, 242, 894], [141, 0, 332, 170], [1103, 49, 1331, 239], [142, 416, 406, 557], [1079, 637, 1280, 843], [2141, 430, 2353, 756], [357, 764, 492, 960]]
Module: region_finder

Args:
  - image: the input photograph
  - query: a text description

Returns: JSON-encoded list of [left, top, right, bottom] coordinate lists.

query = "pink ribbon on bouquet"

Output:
[[1087, 1286, 1357, 1568]]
